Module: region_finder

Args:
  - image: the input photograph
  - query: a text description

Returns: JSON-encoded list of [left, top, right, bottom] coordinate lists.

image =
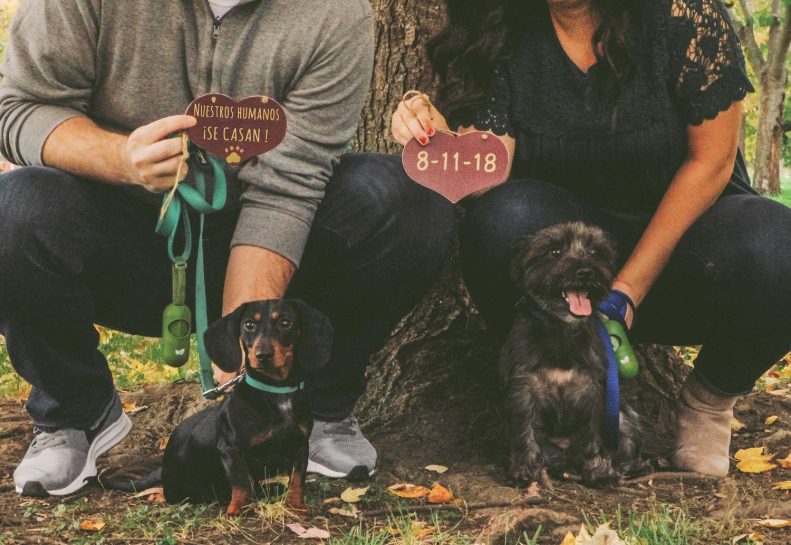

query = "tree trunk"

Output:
[[753, 71, 787, 196], [354, 0, 688, 456]]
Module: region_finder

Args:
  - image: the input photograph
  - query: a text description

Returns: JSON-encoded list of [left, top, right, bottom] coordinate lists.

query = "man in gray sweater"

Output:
[[0, 1, 456, 495]]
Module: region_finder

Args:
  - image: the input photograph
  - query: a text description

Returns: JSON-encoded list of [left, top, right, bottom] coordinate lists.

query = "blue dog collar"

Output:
[[244, 374, 304, 394]]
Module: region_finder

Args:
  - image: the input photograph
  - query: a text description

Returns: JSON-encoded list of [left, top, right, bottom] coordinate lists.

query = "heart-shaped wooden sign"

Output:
[[185, 94, 287, 167], [402, 131, 509, 203]]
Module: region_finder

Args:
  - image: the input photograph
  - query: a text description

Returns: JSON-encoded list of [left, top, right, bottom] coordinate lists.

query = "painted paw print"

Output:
[[225, 146, 244, 166]]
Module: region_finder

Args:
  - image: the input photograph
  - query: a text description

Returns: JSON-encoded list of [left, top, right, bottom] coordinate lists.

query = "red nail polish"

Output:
[[420, 136, 428, 144], [428, 128, 435, 136]]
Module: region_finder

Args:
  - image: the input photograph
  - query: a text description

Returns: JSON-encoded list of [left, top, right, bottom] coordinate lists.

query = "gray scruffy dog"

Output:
[[499, 222, 644, 487]]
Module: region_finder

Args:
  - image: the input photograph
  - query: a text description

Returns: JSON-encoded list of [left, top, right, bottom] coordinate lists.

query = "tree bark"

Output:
[[732, 0, 791, 196], [354, 0, 688, 453]]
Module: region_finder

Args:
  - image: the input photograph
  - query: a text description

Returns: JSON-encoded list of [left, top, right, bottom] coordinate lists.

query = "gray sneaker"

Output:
[[307, 416, 376, 480], [14, 394, 132, 496]]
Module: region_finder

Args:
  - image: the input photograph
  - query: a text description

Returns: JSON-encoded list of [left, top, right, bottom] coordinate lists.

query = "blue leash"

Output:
[[155, 149, 227, 395], [595, 316, 621, 451]]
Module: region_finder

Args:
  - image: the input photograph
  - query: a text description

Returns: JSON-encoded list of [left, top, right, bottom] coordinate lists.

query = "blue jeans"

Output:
[[0, 153, 457, 430], [461, 178, 791, 395]]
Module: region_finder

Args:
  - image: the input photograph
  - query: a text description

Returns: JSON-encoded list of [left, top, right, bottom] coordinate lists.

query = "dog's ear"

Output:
[[204, 303, 247, 373], [288, 299, 334, 371]]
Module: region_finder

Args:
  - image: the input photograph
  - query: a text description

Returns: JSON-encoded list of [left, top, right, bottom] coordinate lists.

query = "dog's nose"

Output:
[[575, 268, 594, 281], [255, 350, 274, 362]]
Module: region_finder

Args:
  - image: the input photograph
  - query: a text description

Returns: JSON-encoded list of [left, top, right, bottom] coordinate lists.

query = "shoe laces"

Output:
[[322, 416, 358, 436], [29, 428, 70, 453]]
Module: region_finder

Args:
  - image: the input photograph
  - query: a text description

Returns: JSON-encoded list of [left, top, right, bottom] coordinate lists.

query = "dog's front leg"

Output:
[[285, 443, 309, 514], [508, 412, 547, 485], [219, 438, 254, 517]]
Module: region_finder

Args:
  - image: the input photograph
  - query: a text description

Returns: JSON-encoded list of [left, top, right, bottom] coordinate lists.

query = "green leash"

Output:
[[155, 147, 227, 396]]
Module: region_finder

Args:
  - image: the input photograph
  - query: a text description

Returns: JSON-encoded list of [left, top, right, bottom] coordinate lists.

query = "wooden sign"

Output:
[[185, 94, 287, 166], [402, 131, 509, 203]]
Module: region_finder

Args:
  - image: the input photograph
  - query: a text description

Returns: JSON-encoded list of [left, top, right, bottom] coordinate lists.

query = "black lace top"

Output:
[[463, 0, 755, 210]]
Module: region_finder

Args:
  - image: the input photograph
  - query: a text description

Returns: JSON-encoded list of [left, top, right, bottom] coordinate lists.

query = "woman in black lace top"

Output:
[[392, 0, 791, 477]]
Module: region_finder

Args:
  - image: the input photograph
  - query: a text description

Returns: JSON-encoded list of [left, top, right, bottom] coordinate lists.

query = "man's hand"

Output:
[[118, 115, 197, 193]]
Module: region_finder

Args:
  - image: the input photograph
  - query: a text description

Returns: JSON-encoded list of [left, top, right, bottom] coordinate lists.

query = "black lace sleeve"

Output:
[[667, 0, 754, 125], [461, 66, 514, 136]]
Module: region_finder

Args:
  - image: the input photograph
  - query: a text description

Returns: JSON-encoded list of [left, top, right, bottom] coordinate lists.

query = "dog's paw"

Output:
[[582, 457, 621, 488], [509, 455, 545, 486]]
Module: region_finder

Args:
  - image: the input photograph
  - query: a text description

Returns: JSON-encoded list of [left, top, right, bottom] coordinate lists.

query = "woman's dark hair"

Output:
[[428, 0, 641, 126]]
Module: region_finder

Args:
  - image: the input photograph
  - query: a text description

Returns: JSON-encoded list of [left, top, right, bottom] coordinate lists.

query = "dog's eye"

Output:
[[278, 319, 293, 329], [242, 320, 256, 332], [589, 249, 598, 256], [550, 249, 562, 257]]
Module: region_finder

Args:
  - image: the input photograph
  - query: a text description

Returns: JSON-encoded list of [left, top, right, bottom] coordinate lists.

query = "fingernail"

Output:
[[428, 128, 435, 136], [419, 136, 428, 145]]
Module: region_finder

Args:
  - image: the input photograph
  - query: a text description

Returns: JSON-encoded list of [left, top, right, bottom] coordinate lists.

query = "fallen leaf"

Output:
[[387, 483, 431, 499], [757, 519, 791, 528], [158, 436, 169, 451], [561, 532, 576, 545], [427, 482, 454, 504], [286, 523, 331, 539], [425, 464, 448, 474], [771, 481, 791, 490], [79, 518, 106, 532], [731, 418, 747, 431], [732, 533, 764, 545], [777, 452, 791, 469], [122, 401, 136, 412], [735, 447, 777, 473], [322, 496, 341, 504], [768, 388, 789, 396], [134, 486, 165, 503], [570, 523, 626, 545], [340, 486, 369, 504], [765, 415, 779, 426], [329, 505, 359, 518]]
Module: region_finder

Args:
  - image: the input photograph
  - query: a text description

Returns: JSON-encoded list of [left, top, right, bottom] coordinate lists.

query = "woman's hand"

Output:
[[611, 280, 637, 329], [391, 94, 450, 146]]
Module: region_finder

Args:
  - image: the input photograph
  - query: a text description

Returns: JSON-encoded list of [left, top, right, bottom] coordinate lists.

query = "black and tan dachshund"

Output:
[[101, 299, 333, 516]]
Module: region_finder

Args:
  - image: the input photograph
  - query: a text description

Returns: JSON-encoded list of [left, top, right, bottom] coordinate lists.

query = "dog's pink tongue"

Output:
[[566, 291, 592, 316]]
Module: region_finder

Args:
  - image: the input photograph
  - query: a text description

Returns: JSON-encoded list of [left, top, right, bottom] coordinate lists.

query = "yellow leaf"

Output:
[[757, 519, 791, 528], [425, 464, 448, 474], [771, 480, 791, 490], [731, 418, 746, 431], [764, 415, 779, 426], [158, 436, 169, 451], [122, 401, 137, 413], [340, 486, 369, 504], [427, 482, 454, 504], [736, 459, 777, 473], [777, 452, 791, 469], [560, 532, 576, 545], [79, 518, 106, 532], [387, 483, 431, 499], [735, 447, 777, 473]]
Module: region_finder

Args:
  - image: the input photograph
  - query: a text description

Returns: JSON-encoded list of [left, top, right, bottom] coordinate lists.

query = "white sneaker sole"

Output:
[[306, 459, 376, 479], [15, 412, 132, 496]]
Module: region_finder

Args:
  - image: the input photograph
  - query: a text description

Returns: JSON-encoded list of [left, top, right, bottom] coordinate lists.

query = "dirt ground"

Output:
[[0, 383, 790, 544]]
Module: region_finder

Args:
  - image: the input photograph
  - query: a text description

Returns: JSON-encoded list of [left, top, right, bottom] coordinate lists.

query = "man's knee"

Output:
[[0, 167, 78, 258]]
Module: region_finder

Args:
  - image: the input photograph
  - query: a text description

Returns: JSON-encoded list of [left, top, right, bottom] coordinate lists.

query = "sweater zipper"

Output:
[[207, 17, 221, 91]]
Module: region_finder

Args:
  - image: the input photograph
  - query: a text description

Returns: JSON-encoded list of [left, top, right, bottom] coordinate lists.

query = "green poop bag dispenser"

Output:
[[603, 316, 639, 379], [161, 259, 191, 367]]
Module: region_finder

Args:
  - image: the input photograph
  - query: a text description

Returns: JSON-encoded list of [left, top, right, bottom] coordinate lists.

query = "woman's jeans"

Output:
[[0, 153, 457, 430]]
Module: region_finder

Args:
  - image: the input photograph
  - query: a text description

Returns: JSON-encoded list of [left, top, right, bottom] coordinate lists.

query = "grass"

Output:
[[768, 176, 791, 208]]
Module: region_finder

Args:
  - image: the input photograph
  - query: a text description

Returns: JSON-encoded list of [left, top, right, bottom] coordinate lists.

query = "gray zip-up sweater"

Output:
[[0, 0, 374, 266]]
